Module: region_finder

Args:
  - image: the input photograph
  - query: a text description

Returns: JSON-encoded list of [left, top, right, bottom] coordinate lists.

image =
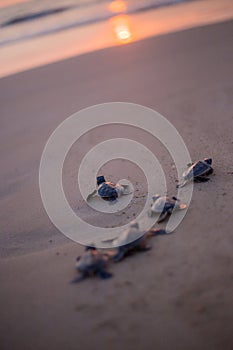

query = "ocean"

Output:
[[0, 0, 197, 46]]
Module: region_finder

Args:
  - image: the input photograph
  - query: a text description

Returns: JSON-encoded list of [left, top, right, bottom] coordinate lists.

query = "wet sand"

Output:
[[0, 19, 233, 350]]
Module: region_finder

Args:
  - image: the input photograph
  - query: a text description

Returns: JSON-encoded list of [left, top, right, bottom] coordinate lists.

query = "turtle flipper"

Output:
[[121, 185, 133, 195], [70, 274, 87, 284], [147, 228, 168, 236], [116, 180, 133, 195], [176, 181, 187, 188], [86, 189, 98, 202], [116, 184, 132, 196], [157, 211, 169, 223], [172, 196, 180, 201], [112, 248, 125, 262], [97, 269, 113, 279], [194, 176, 210, 183]]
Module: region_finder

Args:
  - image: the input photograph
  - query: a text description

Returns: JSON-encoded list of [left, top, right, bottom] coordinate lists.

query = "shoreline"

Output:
[[0, 0, 233, 78]]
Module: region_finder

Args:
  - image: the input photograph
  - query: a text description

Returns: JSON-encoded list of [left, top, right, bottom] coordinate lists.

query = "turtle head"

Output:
[[85, 245, 96, 251], [97, 176, 106, 186], [152, 194, 161, 202], [204, 158, 212, 165]]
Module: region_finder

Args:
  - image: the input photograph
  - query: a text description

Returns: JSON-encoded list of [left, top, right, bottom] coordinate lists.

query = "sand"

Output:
[[0, 19, 233, 350]]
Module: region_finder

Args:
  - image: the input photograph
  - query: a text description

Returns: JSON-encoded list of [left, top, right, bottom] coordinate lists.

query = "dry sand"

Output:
[[0, 19, 233, 350]]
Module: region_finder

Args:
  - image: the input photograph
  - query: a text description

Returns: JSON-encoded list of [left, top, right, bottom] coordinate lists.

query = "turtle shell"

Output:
[[184, 161, 211, 180], [76, 251, 105, 272], [98, 182, 118, 199]]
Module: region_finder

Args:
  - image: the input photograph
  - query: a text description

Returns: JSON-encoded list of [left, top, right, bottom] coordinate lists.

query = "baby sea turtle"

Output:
[[148, 195, 186, 223], [177, 158, 213, 188], [87, 175, 132, 202], [70, 247, 112, 283], [108, 222, 168, 262]]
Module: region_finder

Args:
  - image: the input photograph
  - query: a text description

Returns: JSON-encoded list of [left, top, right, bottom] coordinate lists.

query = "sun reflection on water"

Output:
[[109, 1, 133, 44], [110, 15, 133, 44]]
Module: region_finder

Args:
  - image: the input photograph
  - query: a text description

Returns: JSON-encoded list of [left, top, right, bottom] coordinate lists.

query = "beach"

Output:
[[0, 3, 233, 350]]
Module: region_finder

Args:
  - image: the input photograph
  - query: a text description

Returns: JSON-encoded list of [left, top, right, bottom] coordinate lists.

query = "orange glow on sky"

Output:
[[108, 0, 127, 14]]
